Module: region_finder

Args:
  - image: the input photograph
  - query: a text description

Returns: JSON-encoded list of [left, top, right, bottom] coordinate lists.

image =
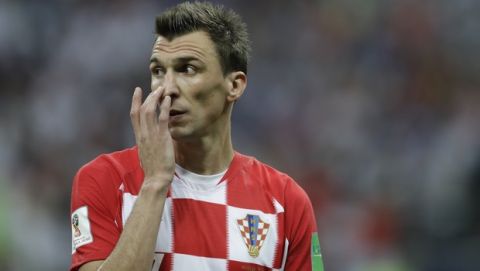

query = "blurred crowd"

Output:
[[0, 0, 479, 270]]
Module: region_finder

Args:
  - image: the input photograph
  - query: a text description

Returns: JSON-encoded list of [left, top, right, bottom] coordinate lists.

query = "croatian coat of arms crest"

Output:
[[237, 214, 270, 257]]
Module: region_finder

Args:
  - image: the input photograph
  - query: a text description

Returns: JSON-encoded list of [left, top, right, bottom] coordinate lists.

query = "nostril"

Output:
[[163, 87, 179, 98]]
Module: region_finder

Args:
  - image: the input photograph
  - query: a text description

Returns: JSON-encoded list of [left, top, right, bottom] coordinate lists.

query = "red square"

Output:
[[227, 176, 276, 214], [173, 199, 227, 258], [228, 260, 272, 271]]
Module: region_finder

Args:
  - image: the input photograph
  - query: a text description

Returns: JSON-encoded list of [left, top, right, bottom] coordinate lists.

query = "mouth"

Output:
[[169, 109, 186, 118]]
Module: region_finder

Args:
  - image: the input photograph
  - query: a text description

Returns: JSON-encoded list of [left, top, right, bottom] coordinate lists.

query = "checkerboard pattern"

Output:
[[70, 150, 316, 271], [122, 175, 285, 270]]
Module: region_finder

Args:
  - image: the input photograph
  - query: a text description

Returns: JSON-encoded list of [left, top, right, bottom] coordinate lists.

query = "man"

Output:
[[70, 2, 324, 271]]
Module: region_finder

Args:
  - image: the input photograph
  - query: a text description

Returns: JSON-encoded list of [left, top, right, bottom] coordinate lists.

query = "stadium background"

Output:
[[0, 0, 479, 270]]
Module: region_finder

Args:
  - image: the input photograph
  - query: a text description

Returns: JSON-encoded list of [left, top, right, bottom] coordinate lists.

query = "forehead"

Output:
[[151, 31, 218, 61]]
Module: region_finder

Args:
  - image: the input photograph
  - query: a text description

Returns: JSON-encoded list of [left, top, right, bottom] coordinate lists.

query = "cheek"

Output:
[[151, 77, 161, 91], [177, 77, 211, 102], [177, 76, 197, 90], [185, 76, 225, 100]]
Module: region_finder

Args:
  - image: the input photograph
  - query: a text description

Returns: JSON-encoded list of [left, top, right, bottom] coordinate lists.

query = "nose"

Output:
[[162, 70, 180, 99]]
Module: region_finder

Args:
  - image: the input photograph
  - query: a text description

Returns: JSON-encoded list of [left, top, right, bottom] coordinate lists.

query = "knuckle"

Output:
[[130, 109, 138, 117], [158, 113, 168, 122], [145, 107, 156, 116]]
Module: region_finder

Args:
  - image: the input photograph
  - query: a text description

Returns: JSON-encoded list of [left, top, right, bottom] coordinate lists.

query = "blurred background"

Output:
[[0, 0, 479, 270]]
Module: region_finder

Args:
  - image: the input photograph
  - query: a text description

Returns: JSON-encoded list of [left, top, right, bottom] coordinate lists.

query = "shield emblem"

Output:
[[237, 214, 270, 257]]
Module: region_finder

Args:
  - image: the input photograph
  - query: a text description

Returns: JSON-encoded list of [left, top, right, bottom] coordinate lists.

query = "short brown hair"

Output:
[[155, 1, 250, 75]]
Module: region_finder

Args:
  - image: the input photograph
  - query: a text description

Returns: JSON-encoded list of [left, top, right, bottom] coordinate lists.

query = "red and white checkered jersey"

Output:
[[70, 147, 320, 271]]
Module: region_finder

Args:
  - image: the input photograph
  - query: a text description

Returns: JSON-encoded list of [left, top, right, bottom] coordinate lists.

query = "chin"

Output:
[[169, 126, 194, 141]]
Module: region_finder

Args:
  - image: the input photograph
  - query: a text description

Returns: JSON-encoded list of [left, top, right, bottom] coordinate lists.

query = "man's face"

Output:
[[149, 31, 231, 140]]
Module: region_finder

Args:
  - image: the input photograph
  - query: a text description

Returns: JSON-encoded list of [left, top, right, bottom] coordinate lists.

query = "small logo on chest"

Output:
[[237, 214, 270, 258]]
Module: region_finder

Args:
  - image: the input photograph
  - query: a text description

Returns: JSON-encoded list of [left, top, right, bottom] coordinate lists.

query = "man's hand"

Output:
[[130, 87, 175, 187], [79, 87, 175, 271]]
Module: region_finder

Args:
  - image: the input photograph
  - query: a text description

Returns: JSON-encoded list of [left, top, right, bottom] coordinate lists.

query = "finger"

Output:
[[140, 87, 164, 133], [130, 87, 142, 141], [158, 95, 171, 124]]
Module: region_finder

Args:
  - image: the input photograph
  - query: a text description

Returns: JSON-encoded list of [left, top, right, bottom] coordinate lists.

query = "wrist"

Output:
[[141, 176, 172, 195]]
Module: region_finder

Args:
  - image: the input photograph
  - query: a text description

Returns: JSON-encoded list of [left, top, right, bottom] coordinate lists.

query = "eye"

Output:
[[150, 65, 165, 76], [182, 64, 196, 75]]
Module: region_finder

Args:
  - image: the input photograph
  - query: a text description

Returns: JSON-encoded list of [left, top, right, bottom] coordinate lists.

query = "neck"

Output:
[[174, 121, 234, 175]]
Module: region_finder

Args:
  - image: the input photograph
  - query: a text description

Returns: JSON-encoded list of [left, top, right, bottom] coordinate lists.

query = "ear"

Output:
[[226, 71, 247, 102]]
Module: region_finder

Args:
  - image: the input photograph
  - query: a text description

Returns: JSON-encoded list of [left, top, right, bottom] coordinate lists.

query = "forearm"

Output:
[[98, 180, 169, 271], [89, 87, 174, 271]]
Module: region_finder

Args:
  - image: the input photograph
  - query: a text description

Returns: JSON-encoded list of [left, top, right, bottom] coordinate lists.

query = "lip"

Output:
[[168, 110, 187, 121], [169, 109, 186, 116]]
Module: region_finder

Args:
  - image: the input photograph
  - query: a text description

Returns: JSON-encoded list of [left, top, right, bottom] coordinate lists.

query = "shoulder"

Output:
[[234, 152, 310, 205], [76, 146, 139, 178], [242, 154, 292, 184], [72, 146, 140, 194]]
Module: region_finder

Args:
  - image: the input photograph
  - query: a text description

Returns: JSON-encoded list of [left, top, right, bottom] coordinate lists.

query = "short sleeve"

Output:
[[70, 163, 121, 271], [284, 179, 325, 271]]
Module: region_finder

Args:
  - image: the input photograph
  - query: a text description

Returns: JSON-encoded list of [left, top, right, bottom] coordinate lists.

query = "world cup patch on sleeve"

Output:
[[71, 206, 93, 254]]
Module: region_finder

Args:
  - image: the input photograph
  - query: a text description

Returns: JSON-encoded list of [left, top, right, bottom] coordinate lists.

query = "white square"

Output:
[[156, 197, 173, 253], [173, 253, 227, 270], [171, 177, 226, 205], [227, 206, 278, 267], [71, 206, 93, 254], [121, 192, 136, 227], [122, 193, 173, 253]]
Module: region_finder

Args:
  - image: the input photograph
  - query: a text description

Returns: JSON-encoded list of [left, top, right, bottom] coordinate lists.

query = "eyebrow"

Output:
[[149, 56, 203, 65]]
